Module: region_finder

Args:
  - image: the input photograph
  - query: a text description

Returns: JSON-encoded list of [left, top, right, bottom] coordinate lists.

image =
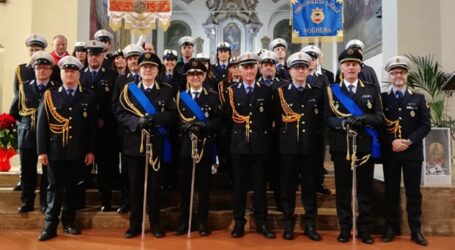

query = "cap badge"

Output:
[[347, 49, 354, 55], [92, 41, 96, 46], [192, 60, 198, 66], [396, 57, 400, 63], [145, 53, 151, 59]]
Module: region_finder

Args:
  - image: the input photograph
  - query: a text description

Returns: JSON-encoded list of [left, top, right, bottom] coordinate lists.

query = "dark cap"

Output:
[[338, 49, 363, 64], [184, 58, 207, 74], [138, 52, 161, 67], [113, 49, 124, 58]]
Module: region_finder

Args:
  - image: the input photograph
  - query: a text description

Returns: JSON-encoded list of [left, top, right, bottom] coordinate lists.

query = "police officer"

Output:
[[160, 49, 186, 92], [94, 29, 115, 68], [301, 45, 332, 195], [37, 56, 97, 241], [225, 52, 275, 239], [276, 52, 324, 241], [116, 52, 175, 238], [195, 53, 218, 92], [10, 51, 59, 214], [336, 40, 380, 92], [174, 59, 222, 236], [112, 44, 144, 213], [175, 36, 196, 75], [258, 50, 288, 90], [381, 56, 431, 246], [324, 49, 383, 244], [80, 40, 119, 212], [212, 42, 231, 82], [269, 38, 290, 81]]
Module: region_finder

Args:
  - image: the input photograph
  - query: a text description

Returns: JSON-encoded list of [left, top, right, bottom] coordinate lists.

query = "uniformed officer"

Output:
[[112, 44, 144, 214], [80, 40, 119, 212], [335, 40, 380, 92], [195, 53, 218, 92], [37, 56, 97, 241], [116, 52, 176, 238], [381, 56, 431, 246], [72, 41, 88, 68], [276, 52, 324, 241], [175, 36, 196, 75], [94, 29, 115, 68], [174, 59, 223, 236], [10, 51, 59, 214], [212, 42, 231, 82], [301, 45, 332, 195], [324, 49, 383, 244], [112, 49, 127, 76], [225, 52, 275, 239], [159, 49, 186, 92], [269, 38, 290, 81], [257, 50, 287, 212], [12, 34, 49, 192]]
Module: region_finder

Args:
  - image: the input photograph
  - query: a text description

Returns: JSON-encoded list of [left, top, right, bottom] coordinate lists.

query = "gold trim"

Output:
[[228, 87, 250, 142], [326, 86, 351, 118], [278, 88, 303, 141], [17, 66, 38, 130], [43, 90, 70, 147]]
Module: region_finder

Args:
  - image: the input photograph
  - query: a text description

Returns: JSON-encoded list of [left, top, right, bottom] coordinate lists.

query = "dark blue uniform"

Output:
[[116, 81, 176, 234], [80, 66, 119, 210], [381, 88, 431, 234], [211, 63, 228, 82], [276, 82, 324, 232], [37, 86, 97, 235], [10, 79, 59, 212], [324, 81, 383, 234]]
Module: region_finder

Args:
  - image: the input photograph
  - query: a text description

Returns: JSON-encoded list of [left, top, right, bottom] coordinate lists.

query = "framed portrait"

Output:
[[223, 23, 241, 57], [423, 127, 452, 186]]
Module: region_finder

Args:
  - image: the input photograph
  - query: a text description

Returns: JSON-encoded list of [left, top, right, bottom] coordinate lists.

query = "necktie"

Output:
[[166, 74, 172, 81], [348, 85, 355, 97], [246, 86, 253, 96], [221, 64, 226, 70], [37, 84, 46, 95], [90, 71, 97, 82], [145, 88, 152, 94], [264, 79, 272, 86], [134, 74, 140, 83], [297, 86, 305, 94], [66, 89, 74, 102], [395, 91, 403, 100], [193, 91, 200, 100]]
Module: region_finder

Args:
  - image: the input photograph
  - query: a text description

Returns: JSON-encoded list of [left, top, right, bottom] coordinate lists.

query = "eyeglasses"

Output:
[[390, 70, 407, 76]]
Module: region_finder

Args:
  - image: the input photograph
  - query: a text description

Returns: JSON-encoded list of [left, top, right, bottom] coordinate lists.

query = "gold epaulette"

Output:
[[383, 115, 401, 139], [326, 85, 351, 118], [218, 81, 225, 104], [228, 87, 250, 142], [278, 88, 303, 141], [43, 90, 70, 147], [17, 65, 38, 130]]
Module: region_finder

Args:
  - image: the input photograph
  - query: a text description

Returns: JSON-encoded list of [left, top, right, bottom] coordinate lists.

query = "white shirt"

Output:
[[343, 79, 359, 94]]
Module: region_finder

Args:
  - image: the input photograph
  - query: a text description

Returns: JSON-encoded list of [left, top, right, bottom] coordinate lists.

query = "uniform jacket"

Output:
[[225, 82, 274, 154], [116, 81, 176, 157], [381, 88, 431, 161], [10, 79, 59, 149], [276, 82, 324, 154], [211, 63, 228, 82], [324, 81, 383, 154], [37, 86, 97, 160]]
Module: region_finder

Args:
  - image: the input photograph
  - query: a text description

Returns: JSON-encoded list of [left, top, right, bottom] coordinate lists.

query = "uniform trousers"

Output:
[[19, 148, 48, 208]]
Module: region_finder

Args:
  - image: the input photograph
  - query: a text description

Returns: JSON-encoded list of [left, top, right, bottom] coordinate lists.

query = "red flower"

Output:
[[0, 113, 16, 130]]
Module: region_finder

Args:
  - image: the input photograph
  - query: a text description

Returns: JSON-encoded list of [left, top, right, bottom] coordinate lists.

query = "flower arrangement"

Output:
[[0, 113, 17, 171]]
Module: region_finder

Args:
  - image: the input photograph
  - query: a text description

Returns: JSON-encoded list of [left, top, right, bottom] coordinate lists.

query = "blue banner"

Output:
[[292, 0, 343, 43]]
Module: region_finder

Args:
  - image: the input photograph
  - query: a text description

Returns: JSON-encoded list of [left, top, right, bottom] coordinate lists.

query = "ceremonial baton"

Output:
[[188, 132, 199, 238], [141, 129, 152, 240]]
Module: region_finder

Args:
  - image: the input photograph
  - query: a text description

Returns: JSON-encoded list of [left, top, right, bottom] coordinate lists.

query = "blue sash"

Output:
[[330, 84, 380, 159], [128, 83, 172, 163], [179, 91, 219, 164]]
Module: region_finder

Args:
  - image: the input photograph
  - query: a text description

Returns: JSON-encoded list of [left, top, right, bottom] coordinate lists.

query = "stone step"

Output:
[[0, 205, 340, 232], [0, 188, 337, 210]]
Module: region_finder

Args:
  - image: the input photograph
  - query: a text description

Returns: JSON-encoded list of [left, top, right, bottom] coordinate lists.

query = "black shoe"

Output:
[[13, 182, 21, 191], [381, 228, 396, 242], [304, 226, 322, 241], [316, 183, 332, 195], [100, 205, 115, 212], [198, 223, 211, 237], [282, 227, 295, 240], [337, 228, 351, 243], [38, 230, 56, 241], [124, 228, 140, 239], [231, 223, 245, 238], [17, 204, 34, 213], [256, 225, 276, 239], [117, 204, 129, 213], [358, 231, 374, 244], [40, 206, 47, 214], [411, 232, 428, 246], [174, 223, 189, 236], [152, 226, 165, 238], [63, 225, 81, 235]]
